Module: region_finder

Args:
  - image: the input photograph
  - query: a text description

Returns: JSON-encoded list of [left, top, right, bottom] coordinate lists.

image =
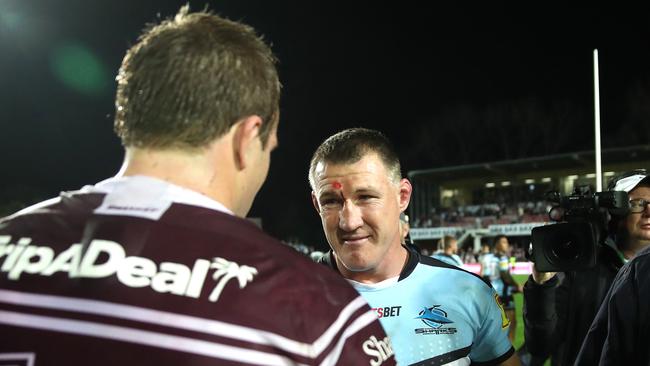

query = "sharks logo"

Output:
[[416, 305, 453, 328], [414, 305, 458, 335], [494, 293, 510, 329]]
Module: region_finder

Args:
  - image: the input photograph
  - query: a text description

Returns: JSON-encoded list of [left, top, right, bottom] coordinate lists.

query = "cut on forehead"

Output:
[[310, 151, 401, 190], [317, 179, 383, 194], [308, 128, 401, 189]]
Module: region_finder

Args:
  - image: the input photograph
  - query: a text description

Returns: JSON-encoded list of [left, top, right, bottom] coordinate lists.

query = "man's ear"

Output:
[[233, 115, 263, 170], [311, 191, 321, 214], [398, 178, 412, 212]]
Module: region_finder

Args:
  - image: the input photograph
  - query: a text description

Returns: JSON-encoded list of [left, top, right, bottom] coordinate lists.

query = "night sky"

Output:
[[2, 1, 650, 249]]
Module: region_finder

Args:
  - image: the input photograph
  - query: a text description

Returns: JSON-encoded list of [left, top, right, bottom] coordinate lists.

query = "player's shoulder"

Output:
[[171, 209, 355, 281], [222, 231, 362, 304], [419, 255, 493, 289], [0, 191, 105, 237], [159, 208, 366, 333]]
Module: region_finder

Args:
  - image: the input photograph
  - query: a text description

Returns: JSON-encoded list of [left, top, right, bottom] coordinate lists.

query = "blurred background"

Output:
[[1, 0, 650, 255]]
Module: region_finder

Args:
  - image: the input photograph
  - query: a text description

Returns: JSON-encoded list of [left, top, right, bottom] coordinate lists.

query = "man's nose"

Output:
[[339, 200, 363, 231]]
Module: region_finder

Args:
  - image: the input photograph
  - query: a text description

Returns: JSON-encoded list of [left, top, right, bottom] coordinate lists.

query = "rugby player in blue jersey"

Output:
[[309, 128, 520, 366]]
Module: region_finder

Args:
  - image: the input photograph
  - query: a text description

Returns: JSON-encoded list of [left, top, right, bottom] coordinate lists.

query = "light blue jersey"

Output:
[[481, 253, 514, 308], [322, 247, 514, 365]]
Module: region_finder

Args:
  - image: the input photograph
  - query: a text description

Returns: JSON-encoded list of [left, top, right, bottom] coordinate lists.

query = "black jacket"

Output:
[[522, 242, 624, 366], [575, 245, 650, 365]]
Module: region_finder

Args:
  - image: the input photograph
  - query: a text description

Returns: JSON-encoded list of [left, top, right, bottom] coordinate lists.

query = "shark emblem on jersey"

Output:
[[416, 305, 453, 328]]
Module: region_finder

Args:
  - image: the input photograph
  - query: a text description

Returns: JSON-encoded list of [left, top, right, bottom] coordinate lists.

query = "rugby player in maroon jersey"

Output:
[[0, 6, 395, 366]]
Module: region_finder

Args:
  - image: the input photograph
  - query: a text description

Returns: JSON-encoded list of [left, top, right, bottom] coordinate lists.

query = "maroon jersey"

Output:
[[0, 177, 395, 366]]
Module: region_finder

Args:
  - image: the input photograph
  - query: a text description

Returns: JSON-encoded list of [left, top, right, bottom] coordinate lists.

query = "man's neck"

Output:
[[336, 245, 409, 284], [118, 147, 237, 214], [623, 239, 650, 259]]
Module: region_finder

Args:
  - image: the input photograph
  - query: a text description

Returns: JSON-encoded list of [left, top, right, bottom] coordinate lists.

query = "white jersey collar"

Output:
[[346, 276, 400, 291], [87, 176, 234, 220]]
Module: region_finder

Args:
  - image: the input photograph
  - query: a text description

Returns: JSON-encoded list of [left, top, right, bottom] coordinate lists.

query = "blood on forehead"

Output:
[[332, 181, 342, 190]]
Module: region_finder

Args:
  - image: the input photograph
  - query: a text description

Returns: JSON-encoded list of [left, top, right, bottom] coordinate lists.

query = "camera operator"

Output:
[[575, 244, 650, 365], [523, 169, 650, 365]]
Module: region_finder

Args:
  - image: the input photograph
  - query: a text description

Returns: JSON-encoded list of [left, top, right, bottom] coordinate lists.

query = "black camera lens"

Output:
[[550, 238, 581, 260], [531, 221, 599, 272]]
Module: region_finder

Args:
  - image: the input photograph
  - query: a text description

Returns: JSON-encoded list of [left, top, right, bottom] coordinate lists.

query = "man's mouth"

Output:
[[341, 235, 370, 245]]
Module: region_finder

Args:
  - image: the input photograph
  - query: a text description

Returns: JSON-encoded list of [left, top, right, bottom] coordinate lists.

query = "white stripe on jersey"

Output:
[[0, 309, 307, 366], [319, 309, 379, 366], [310, 296, 369, 356], [0, 289, 368, 360], [0, 352, 36, 366]]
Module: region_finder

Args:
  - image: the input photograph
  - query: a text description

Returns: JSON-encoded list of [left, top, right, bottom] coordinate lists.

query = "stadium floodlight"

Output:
[[604, 171, 615, 177], [0, 2, 54, 47], [586, 173, 596, 178], [568, 175, 579, 180], [0, 10, 20, 31], [501, 181, 511, 187], [51, 42, 110, 96], [542, 177, 552, 183], [525, 179, 535, 184], [485, 182, 496, 188], [594, 49, 603, 191]]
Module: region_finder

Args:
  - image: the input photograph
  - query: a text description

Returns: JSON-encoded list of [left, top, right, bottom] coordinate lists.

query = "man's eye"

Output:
[[321, 199, 339, 206]]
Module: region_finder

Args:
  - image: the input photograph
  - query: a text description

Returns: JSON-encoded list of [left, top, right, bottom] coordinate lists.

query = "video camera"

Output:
[[530, 185, 628, 272]]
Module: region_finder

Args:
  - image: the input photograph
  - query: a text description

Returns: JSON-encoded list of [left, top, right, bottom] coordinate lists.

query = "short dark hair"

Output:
[[308, 128, 401, 189], [114, 6, 280, 149]]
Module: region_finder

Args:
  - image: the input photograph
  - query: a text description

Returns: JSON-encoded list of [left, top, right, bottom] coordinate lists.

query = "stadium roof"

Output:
[[408, 145, 650, 182]]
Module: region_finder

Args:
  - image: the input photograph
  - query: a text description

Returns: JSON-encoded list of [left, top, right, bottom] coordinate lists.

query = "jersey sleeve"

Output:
[[469, 284, 514, 363]]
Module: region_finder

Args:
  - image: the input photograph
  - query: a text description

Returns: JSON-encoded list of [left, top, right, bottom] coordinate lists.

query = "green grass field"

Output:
[[513, 274, 552, 365], [512, 274, 528, 350]]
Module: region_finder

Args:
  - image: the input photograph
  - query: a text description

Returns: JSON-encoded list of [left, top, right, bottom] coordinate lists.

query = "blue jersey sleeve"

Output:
[[469, 284, 514, 362]]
